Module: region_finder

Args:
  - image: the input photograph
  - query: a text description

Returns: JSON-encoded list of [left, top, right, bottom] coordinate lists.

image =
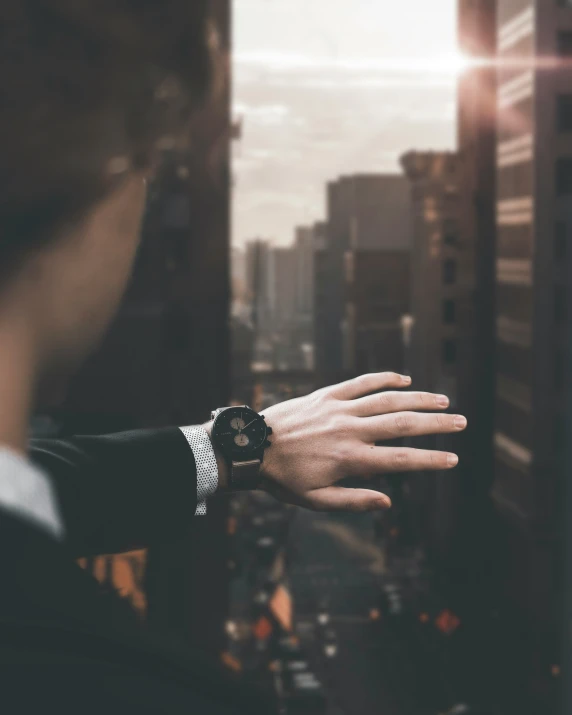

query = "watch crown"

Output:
[[266, 426, 273, 435], [265, 440, 272, 448], [261, 414, 266, 420]]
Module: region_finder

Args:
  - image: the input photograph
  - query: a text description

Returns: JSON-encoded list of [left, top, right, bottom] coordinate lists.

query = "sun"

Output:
[[426, 51, 476, 76], [447, 51, 474, 74]]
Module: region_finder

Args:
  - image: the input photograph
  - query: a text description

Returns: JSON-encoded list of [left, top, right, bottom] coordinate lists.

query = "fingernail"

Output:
[[402, 375, 412, 384], [447, 453, 459, 467], [455, 416, 467, 429], [437, 395, 449, 407], [379, 498, 392, 509]]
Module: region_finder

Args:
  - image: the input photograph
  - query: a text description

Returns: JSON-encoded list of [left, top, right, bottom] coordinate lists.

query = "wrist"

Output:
[[203, 421, 230, 493]]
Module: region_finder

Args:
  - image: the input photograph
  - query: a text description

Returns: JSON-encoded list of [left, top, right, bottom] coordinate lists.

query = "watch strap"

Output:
[[229, 458, 262, 491]]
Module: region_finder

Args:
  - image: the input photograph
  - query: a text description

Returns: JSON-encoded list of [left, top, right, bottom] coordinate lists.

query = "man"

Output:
[[0, 1, 467, 712]]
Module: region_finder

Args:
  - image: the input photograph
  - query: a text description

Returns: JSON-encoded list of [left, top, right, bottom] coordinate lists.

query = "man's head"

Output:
[[0, 0, 214, 399]]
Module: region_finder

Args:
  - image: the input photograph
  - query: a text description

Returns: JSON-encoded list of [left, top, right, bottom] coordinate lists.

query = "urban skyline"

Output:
[[233, 0, 458, 247]]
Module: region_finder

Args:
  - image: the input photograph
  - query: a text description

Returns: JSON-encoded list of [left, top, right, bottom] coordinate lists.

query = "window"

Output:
[[443, 299, 456, 324], [556, 159, 572, 195], [558, 31, 572, 57], [555, 222, 567, 261], [443, 339, 457, 364], [557, 95, 572, 132], [555, 284, 567, 323], [443, 220, 459, 247], [443, 259, 457, 285]]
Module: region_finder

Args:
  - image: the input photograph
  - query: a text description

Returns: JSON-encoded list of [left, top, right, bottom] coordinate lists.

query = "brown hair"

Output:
[[0, 0, 214, 268]]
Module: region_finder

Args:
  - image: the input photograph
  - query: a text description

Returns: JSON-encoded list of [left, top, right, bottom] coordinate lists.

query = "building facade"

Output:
[[400, 152, 460, 399], [490, 0, 572, 701], [315, 174, 411, 385], [342, 249, 410, 376], [295, 226, 315, 319], [246, 239, 275, 334]]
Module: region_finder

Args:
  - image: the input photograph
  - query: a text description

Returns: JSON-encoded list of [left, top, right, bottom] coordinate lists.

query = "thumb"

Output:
[[306, 486, 391, 513]]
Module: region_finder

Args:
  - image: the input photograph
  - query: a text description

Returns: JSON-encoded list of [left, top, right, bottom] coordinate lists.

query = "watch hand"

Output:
[[243, 418, 258, 430]]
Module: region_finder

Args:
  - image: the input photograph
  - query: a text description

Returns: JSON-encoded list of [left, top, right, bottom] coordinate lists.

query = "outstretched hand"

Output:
[[258, 372, 466, 513]]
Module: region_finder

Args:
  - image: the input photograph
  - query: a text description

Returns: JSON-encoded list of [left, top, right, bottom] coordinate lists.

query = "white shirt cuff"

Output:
[[0, 448, 64, 541], [179, 426, 219, 516]]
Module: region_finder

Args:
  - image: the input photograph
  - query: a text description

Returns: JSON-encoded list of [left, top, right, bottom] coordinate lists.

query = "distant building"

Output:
[[295, 226, 315, 319], [231, 245, 247, 306], [400, 152, 460, 399], [343, 249, 410, 375], [399, 151, 462, 601], [455, 0, 498, 566], [315, 174, 411, 385], [246, 239, 275, 333], [413, 0, 499, 596], [230, 315, 256, 405], [272, 246, 298, 329]]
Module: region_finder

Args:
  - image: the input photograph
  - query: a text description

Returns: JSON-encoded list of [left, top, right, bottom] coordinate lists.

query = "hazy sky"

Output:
[[232, 0, 458, 247]]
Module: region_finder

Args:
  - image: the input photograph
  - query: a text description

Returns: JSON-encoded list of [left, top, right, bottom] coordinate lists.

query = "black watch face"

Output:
[[213, 407, 268, 458]]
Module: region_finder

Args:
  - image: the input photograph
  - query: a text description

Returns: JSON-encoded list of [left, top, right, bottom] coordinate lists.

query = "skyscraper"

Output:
[[400, 152, 460, 399], [246, 239, 275, 334], [295, 226, 315, 319], [493, 0, 569, 658], [315, 174, 411, 385], [480, 1, 569, 706]]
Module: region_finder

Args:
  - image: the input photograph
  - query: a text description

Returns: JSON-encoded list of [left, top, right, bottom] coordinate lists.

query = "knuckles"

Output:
[[394, 413, 414, 434], [378, 391, 395, 411], [393, 451, 411, 469], [436, 413, 448, 430]]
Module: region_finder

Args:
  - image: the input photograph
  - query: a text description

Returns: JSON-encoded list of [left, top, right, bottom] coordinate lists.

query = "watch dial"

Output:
[[234, 433, 250, 447], [230, 417, 246, 431], [213, 407, 268, 457]]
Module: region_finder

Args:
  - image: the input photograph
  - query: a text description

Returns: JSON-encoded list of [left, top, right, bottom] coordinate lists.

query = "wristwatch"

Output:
[[210, 405, 273, 491]]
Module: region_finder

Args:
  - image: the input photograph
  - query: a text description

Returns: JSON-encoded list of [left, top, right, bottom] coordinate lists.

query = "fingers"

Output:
[[329, 372, 411, 400], [360, 412, 467, 442], [349, 390, 450, 417], [353, 446, 459, 475], [305, 486, 391, 513]]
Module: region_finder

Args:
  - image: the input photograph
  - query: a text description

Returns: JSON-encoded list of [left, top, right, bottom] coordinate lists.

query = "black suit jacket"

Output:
[[0, 428, 274, 714]]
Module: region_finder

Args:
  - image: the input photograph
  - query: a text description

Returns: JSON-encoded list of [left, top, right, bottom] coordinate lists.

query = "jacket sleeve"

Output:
[[28, 428, 198, 558]]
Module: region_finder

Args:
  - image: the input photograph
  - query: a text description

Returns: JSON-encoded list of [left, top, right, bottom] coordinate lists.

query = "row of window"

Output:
[[442, 255, 457, 366], [443, 258, 456, 285], [556, 159, 572, 195]]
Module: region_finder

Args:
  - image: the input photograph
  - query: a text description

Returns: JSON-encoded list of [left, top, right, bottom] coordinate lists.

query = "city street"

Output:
[[288, 509, 439, 715]]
